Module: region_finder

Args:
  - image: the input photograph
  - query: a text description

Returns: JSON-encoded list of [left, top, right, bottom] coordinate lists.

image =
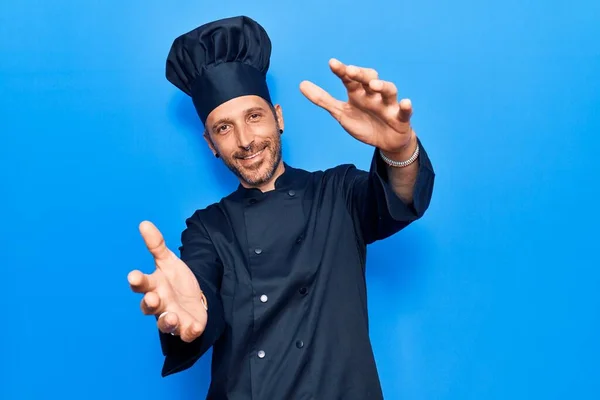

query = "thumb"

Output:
[[299, 80, 343, 121], [139, 220, 173, 264]]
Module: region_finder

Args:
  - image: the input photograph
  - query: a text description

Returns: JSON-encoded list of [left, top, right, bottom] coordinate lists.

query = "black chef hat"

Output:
[[165, 15, 273, 125]]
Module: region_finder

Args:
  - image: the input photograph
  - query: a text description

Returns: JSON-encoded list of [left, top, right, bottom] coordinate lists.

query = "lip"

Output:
[[241, 148, 264, 160], [238, 147, 266, 165]]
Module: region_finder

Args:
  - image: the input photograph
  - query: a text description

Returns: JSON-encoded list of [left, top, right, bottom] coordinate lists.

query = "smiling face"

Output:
[[204, 95, 285, 190]]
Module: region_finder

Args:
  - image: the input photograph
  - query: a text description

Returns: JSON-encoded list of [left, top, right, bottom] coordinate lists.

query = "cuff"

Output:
[[371, 136, 435, 222], [159, 276, 225, 377]]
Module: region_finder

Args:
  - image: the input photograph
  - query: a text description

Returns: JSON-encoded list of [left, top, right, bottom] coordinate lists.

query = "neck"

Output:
[[240, 160, 286, 192]]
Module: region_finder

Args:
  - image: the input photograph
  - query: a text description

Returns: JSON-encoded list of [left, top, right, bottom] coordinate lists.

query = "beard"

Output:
[[219, 127, 282, 187]]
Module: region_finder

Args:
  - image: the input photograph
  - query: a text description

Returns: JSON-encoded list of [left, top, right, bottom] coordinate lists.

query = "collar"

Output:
[[231, 162, 306, 201]]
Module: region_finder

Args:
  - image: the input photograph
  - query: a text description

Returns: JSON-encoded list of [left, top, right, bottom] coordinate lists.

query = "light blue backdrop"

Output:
[[1, 1, 599, 399]]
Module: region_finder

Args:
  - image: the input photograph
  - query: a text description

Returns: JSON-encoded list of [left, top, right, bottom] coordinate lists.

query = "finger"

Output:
[[157, 311, 180, 334], [140, 291, 163, 315], [346, 65, 379, 94], [398, 98, 413, 123], [180, 321, 205, 343], [329, 58, 361, 92], [139, 221, 172, 263], [299, 80, 344, 121], [369, 80, 398, 105], [128, 269, 157, 293]]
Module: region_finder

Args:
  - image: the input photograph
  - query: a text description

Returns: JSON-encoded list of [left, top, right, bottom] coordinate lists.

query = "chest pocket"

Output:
[[218, 263, 236, 321], [220, 264, 236, 299]]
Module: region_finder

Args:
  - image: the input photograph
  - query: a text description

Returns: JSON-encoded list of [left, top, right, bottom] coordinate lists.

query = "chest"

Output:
[[211, 183, 352, 294], [243, 190, 307, 262]]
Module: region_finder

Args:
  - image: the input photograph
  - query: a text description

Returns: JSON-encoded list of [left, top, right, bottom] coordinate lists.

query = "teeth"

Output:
[[242, 149, 263, 160]]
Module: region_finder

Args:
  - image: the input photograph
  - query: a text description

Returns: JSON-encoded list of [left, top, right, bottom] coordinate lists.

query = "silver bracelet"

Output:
[[379, 142, 420, 168]]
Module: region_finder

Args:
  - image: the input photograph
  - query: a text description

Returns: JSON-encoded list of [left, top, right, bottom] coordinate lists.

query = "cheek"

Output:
[[252, 121, 277, 135], [213, 136, 237, 154]]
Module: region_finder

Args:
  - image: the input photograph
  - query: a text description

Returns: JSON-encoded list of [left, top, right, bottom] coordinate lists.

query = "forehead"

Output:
[[206, 95, 271, 124]]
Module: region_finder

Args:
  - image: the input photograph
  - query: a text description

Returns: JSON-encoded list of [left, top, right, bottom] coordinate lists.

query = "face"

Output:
[[204, 95, 284, 188]]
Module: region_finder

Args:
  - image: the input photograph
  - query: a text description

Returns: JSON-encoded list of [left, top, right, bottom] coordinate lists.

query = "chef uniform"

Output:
[[159, 15, 435, 400]]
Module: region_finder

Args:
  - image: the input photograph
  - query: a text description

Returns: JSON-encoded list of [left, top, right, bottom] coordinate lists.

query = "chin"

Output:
[[224, 140, 282, 187], [239, 156, 280, 186], [240, 165, 275, 186]]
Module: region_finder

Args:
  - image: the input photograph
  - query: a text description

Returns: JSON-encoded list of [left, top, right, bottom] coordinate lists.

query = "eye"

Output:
[[216, 124, 230, 134], [248, 113, 261, 121]]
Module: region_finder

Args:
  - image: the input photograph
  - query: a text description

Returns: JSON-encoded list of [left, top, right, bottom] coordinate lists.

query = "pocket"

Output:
[[220, 266, 236, 298], [218, 266, 236, 320]]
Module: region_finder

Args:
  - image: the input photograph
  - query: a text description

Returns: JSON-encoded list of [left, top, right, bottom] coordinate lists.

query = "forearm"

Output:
[[380, 132, 419, 205]]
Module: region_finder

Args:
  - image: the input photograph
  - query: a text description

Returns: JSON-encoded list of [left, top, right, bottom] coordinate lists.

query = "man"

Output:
[[128, 15, 435, 399]]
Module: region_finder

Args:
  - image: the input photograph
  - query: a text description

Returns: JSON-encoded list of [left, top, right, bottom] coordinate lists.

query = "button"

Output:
[[288, 190, 296, 197], [296, 340, 304, 349], [249, 198, 257, 205], [299, 287, 308, 295], [296, 235, 303, 244], [257, 350, 266, 358], [260, 294, 268, 303], [254, 248, 262, 255]]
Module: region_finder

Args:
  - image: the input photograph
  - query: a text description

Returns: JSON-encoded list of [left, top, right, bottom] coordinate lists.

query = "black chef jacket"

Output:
[[157, 138, 435, 399]]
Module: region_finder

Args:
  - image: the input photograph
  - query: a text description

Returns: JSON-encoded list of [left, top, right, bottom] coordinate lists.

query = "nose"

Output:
[[236, 125, 254, 150]]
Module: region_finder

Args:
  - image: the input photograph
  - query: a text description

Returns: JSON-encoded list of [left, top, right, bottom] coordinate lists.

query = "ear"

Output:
[[203, 131, 219, 158], [274, 104, 284, 133]]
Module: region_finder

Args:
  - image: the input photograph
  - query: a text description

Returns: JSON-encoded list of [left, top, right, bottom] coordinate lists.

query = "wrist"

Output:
[[380, 133, 418, 162]]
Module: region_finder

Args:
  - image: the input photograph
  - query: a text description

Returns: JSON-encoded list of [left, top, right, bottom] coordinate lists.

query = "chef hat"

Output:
[[166, 15, 273, 125]]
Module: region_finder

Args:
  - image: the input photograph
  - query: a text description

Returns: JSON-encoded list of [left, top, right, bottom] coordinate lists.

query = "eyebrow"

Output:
[[211, 106, 268, 131]]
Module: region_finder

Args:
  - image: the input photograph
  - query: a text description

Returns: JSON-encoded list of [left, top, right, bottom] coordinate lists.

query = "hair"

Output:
[[267, 102, 278, 122]]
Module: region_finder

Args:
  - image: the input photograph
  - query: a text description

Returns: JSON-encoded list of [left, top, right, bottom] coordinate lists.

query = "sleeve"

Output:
[[159, 211, 226, 377], [342, 136, 435, 245]]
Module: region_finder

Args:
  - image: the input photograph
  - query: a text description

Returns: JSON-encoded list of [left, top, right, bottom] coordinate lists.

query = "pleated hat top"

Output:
[[165, 15, 273, 124]]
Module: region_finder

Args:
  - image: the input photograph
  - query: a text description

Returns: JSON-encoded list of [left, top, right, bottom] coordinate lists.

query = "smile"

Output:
[[241, 148, 265, 160]]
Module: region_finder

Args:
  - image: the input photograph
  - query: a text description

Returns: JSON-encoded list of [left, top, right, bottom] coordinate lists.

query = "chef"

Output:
[[128, 15, 435, 399]]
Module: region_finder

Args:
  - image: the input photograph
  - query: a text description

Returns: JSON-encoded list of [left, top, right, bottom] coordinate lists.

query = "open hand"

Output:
[[300, 58, 415, 157], [128, 221, 207, 343]]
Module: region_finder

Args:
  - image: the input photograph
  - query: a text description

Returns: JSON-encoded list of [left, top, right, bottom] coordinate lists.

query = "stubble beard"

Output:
[[220, 128, 282, 188]]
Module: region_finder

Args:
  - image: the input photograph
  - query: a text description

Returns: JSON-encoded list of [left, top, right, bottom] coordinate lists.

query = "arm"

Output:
[[298, 59, 435, 243], [380, 131, 421, 205], [343, 134, 435, 244], [159, 212, 226, 377]]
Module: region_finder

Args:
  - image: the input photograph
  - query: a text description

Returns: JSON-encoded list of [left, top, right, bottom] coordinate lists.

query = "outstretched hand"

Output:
[[128, 221, 208, 343], [300, 58, 415, 157]]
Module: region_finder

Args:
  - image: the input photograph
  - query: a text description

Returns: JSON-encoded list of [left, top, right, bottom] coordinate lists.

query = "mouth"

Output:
[[240, 148, 265, 160], [236, 146, 267, 166]]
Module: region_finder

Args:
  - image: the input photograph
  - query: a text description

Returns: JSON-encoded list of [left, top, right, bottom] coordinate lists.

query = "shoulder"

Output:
[[177, 202, 231, 253], [291, 162, 364, 180], [183, 201, 227, 229], [180, 162, 367, 222], [308, 163, 368, 188]]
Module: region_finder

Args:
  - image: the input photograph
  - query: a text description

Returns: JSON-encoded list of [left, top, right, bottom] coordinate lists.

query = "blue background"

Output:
[[1, 0, 599, 399]]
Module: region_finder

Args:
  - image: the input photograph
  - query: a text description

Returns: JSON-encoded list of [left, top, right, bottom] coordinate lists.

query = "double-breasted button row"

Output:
[[258, 288, 307, 304], [256, 340, 304, 360], [247, 190, 295, 206]]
